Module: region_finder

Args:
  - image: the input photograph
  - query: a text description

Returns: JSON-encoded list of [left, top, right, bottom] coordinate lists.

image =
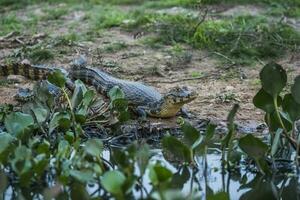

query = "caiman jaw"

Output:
[[148, 94, 197, 118]]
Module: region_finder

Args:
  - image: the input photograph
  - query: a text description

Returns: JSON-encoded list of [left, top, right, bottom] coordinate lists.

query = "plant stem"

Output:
[[273, 97, 297, 149]]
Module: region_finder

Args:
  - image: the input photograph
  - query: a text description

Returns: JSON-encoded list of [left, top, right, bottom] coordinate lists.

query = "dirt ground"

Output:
[[0, 4, 299, 127]]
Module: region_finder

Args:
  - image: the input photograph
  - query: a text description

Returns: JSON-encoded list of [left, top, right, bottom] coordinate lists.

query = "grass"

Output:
[[0, 14, 23, 36], [193, 16, 300, 64], [104, 42, 128, 53]]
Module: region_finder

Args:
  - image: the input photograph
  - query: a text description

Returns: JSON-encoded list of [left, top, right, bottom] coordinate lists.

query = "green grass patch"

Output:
[[193, 16, 300, 63], [29, 47, 54, 62], [104, 42, 128, 53], [0, 14, 23, 36], [87, 6, 129, 30], [143, 0, 199, 8], [41, 6, 69, 21]]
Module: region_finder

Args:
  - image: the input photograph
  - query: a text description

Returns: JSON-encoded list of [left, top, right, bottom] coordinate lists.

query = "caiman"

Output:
[[0, 58, 197, 118]]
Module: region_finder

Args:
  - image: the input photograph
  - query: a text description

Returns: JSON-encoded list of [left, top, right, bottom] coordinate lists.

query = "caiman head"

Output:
[[149, 86, 197, 118]]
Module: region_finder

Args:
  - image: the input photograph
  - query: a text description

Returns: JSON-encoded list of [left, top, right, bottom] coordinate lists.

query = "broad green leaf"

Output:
[[83, 139, 103, 159], [136, 144, 150, 175], [48, 69, 67, 88], [170, 166, 190, 189], [207, 191, 230, 200], [32, 107, 48, 123], [108, 86, 125, 101], [71, 81, 85, 109], [33, 154, 49, 177], [283, 94, 300, 121], [49, 112, 71, 133], [180, 119, 200, 146], [101, 170, 126, 196], [4, 112, 34, 138], [56, 140, 71, 159], [0, 132, 15, 162], [70, 182, 90, 200], [149, 164, 173, 186], [0, 171, 8, 196], [82, 90, 95, 107], [259, 62, 287, 98], [253, 89, 282, 113], [70, 170, 94, 183], [162, 135, 193, 163], [238, 134, 268, 159], [11, 146, 32, 176], [292, 76, 300, 104]]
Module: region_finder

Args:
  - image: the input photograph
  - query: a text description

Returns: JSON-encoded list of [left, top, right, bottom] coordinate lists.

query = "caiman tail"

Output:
[[0, 63, 55, 80]]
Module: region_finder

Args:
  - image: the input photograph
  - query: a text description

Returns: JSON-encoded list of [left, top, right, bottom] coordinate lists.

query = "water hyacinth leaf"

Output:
[[0, 171, 8, 196], [253, 88, 282, 113], [11, 146, 32, 177], [48, 69, 67, 88], [162, 135, 193, 163], [259, 62, 287, 97], [32, 107, 48, 123], [271, 129, 282, 157], [4, 112, 34, 137], [292, 76, 300, 104], [180, 119, 200, 146], [49, 112, 71, 133], [33, 154, 49, 176], [149, 164, 173, 186], [239, 134, 268, 159], [136, 144, 150, 175], [207, 191, 230, 200], [70, 182, 90, 200], [108, 86, 125, 101], [0, 133, 15, 162], [82, 90, 95, 107], [112, 99, 128, 111], [83, 139, 103, 159], [71, 80, 85, 109], [170, 166, 190, 189], [283, 94, 300, 122], [101, 170, 126, 196], [70, 170, 94, 183]]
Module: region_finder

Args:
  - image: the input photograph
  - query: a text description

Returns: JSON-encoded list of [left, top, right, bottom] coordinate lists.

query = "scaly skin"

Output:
[[0, 61, 197, 118]]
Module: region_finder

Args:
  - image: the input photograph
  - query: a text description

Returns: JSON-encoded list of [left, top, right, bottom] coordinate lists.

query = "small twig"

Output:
[[147, 74, 212, 84], [212, 51, 235, 65]]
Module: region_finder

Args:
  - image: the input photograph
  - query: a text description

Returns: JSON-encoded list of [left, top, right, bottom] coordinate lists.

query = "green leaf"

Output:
[[70, 170, 94, 183], [292, 76, 300, 104], [238, 134, 268, 159], [101, 170, 126, 196], [180, 119, 200, 147], [253, 88, 282, 113], [70, 182, 90, 200], [0, 132, 15, 162], [47, 69, 67, 88], [32, 107, 48, 123], [162, 135, 193, 163], [259, 62, 287, 98], [108, 86, 125, 101], [149, 164, 173, 186], [207, 191, 230, 200], [0, 170, 8, 195], [170, 166, 190, 189], [136, 144, 150, 175], [282, 93, 300, 121], [82, 90, 95, 107], [71, 80, 86, 109], [4, 112, 34, 138], [83, 139, 103, 159], [49, 112, 71, 133]]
